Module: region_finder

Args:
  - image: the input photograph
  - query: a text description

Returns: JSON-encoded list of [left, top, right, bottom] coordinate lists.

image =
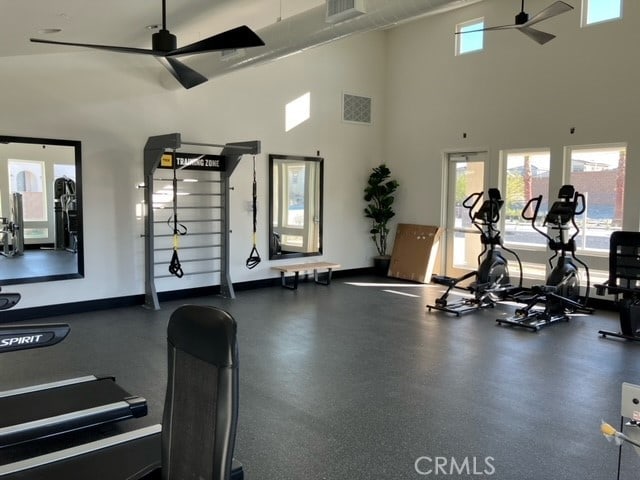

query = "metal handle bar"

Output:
[[462, 192, 483, 222]]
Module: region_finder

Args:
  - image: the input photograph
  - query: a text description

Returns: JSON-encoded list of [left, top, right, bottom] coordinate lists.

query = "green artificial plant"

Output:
[[364, 164, 399, 257]]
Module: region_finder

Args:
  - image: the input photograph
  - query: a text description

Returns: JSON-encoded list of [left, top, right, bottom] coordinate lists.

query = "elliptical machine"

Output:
[[428, 188, 523, 316], [497, 185, 593, 331]]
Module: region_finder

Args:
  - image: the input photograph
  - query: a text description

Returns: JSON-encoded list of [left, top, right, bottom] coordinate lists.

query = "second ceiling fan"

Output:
[[30, 0, 266, 89], [457, 1, 574, 45]]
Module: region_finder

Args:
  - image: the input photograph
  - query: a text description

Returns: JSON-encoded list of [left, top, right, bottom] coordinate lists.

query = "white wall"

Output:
[[384, 0, 640, 273], [0, 31, 388, 308]]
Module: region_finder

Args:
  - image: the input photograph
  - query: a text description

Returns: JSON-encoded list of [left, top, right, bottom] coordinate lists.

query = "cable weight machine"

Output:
[[53, 176, 78, 252], [143, 133, 260, 310], [1, 193, 24, 258]]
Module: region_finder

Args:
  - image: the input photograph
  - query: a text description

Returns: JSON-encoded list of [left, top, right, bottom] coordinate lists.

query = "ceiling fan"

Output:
[[30, 0, 265, 89], [457, 1, 574, 45]]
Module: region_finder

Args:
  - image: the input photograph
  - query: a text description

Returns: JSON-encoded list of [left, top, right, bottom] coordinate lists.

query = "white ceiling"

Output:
[[1, 0, 325, 58]]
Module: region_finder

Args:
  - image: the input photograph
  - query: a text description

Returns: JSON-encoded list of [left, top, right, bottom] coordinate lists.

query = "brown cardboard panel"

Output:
[[388, 224, 442, 283]]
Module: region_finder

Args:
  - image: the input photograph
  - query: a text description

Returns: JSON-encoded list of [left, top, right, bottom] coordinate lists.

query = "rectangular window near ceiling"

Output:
[[566, 144, 626, 253], [582, 0, 622, 26], [455, 18, 484, 56], [502, 149, 551, 280]]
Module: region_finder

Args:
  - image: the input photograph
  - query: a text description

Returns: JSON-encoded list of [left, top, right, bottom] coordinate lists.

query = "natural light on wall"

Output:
[[285, 92, 311, 132]]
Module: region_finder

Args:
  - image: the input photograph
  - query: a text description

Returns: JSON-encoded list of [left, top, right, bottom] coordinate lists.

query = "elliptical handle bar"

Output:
[[462, 192, 484, 222], [574, 192, 586, 216], [568, 190, 585, 245], [521, 194, 552, 242], [484, 199, 501, 225], [521, 195, 542, 221]]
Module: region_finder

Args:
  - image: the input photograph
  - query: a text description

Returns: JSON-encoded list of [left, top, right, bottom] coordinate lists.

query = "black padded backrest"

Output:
[[162, 305, 239, 480], [609, 231, 640, 290], [545, 185, 577, 226], [474, 189, 503, 224], [557, 184, 575, 200], [487, 188, 502, 202]]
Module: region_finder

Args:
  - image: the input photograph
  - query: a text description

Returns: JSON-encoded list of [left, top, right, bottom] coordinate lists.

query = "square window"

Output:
[[582, 0, 622, 26], [456, 18, 484, 55]]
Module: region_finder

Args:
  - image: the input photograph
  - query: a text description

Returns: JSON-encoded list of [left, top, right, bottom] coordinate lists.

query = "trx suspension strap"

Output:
[[246, 155, 261, 269], [168, 153, 187, 278]]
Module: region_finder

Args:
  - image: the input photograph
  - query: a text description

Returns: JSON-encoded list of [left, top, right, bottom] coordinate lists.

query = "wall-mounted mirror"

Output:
[[0, 135, 83, 285], [269, 154, 323, 260]]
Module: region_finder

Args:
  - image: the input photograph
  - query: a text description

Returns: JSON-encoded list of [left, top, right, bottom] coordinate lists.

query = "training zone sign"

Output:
[[160, 152, 225, 171]]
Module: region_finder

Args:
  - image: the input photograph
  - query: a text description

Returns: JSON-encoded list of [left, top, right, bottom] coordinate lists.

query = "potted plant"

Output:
[[364, 164, 399, 275]]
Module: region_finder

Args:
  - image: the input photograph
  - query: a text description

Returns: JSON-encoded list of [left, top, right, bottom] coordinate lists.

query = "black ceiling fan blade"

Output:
[[454, 24, 517, 36], [524, 1, 574, 28], [167, 25, 265, 57], [518, 26, 556, 44], [30, 38, 162, 56], [159, 57, 209, 89], [481, 24, 519, 32]]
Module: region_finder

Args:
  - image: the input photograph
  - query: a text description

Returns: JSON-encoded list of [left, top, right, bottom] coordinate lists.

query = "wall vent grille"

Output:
[[343, 93, 372, 124], [326, 0, 366, 24]]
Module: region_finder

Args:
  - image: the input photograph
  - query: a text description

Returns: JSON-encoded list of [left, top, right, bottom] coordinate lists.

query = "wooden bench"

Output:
[[271, 262, 341, 290]]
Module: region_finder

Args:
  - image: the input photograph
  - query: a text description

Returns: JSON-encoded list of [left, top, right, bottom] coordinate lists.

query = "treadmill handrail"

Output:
[[0, 376, 98, 399], [0, 401, 135, 438], [0, 425, 162, 475]]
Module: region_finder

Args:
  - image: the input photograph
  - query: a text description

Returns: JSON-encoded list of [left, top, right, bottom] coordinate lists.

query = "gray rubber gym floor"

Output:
[[1, 274, 639, 479]]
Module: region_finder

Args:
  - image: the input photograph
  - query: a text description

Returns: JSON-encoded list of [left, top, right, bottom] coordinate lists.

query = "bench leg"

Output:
[[314, 268, 333, 286], [280, 271, 299, 290]]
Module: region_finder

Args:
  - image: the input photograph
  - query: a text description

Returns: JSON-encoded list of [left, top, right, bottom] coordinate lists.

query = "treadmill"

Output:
[[0, 320, 147, 448], [0, 304, 246, 480], [0, 426, 244, 479]]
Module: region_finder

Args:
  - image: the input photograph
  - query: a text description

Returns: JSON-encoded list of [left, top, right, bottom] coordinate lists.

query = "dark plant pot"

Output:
[[373, 256, 391, 277]]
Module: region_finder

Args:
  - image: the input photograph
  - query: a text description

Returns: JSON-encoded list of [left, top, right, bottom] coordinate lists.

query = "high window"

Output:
[[455, 18, 484, 55], [582, 0, 622, 26]]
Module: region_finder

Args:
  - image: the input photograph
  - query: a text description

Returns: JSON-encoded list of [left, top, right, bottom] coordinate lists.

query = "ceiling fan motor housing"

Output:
[[515, 11, 529, 25], [152, 29, 177, 52]]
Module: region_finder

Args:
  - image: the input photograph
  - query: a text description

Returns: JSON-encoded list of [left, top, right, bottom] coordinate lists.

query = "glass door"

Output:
[[445, 152, 486, 278]]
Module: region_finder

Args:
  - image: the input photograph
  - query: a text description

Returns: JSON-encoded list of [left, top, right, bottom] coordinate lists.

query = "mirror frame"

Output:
[[0, 135, 84, 285], [268, 153, 323, 261]]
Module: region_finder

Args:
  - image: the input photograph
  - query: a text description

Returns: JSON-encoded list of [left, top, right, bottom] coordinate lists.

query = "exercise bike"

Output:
[[595, 231, 640, 342], [428, 188, 522, 316], [497, 185, 593, 331]]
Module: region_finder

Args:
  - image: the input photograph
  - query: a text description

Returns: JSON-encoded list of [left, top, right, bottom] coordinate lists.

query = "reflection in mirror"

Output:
[[269, 154, 323, 260], [0, 136, 83, 285]]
